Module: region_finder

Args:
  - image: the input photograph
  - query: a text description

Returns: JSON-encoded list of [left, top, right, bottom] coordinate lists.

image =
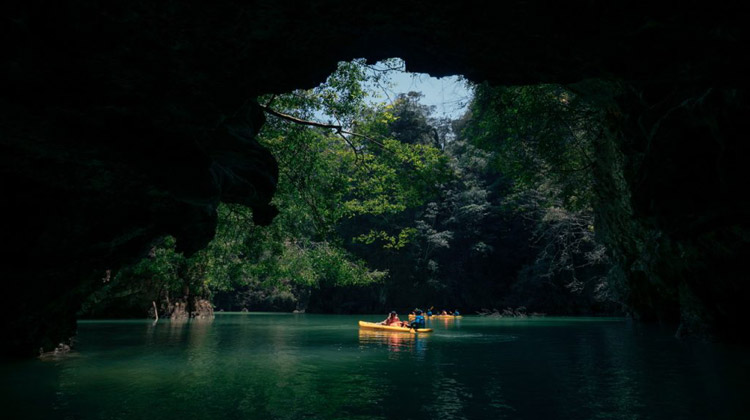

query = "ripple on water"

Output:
[[437, 333, 518, 343]]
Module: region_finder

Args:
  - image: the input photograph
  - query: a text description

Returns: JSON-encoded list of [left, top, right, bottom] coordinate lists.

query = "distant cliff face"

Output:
[[1, 1, 747, 355]]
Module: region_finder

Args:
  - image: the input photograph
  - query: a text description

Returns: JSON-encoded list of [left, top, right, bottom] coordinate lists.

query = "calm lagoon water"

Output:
[[2, 313, 748, 419]]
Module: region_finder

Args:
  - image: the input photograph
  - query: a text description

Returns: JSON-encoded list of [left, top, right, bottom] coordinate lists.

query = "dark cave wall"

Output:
[[595, 86, 750, 339], [1, 1, 748, 355]]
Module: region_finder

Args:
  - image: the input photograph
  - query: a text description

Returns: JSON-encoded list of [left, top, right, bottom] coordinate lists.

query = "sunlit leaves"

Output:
[[260, 60, 451, 246], [340, 138, 449, 217], [352, 227, 417, 249]]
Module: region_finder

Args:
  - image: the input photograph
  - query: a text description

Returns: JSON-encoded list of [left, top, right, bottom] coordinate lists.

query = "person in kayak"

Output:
[[409, 310, 426, 329], [453, 309, 460, 316], [380, 311, 402, 326]]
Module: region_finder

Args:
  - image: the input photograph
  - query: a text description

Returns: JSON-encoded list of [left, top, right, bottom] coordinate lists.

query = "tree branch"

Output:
[[260, 105, 390, 151], [261, 104, 340, 130]]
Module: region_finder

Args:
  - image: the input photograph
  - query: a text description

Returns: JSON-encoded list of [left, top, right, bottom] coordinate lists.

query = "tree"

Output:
[[460, 83, 619, 313]]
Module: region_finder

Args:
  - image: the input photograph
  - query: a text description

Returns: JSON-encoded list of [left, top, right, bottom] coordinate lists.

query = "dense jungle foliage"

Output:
[[80, 60, 622, 318]]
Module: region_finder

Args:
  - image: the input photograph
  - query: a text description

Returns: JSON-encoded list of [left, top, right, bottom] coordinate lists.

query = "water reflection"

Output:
[[425, 376, 472, 420], [428, 316, 461, 330], [358, 329, 427, 359]]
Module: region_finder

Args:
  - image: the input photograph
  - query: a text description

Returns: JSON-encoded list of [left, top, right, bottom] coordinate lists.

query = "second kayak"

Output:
[[408, 314, 463, 320]]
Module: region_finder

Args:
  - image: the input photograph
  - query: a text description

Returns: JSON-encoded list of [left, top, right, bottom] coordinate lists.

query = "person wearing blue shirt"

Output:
[[454, 309, 460, 316], [410, 310, 426, 329]]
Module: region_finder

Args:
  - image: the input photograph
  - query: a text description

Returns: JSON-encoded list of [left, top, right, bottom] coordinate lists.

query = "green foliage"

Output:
[[79, 236, 186, 317], [457, 82, 618, 311], [384, 92, 441, 147], [463, 83, 600, 210], [342, 138, 449, 216], [260, 60, 451, 244], [352, 227, 417, 249]]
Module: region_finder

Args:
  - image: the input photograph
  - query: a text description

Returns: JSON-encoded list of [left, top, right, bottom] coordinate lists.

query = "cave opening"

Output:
[[71, 55, 623, 328], [77, 57, 623, 323]]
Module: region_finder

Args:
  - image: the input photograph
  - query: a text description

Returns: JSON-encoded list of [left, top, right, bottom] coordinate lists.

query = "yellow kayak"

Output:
[[358, 321, 433, 333]]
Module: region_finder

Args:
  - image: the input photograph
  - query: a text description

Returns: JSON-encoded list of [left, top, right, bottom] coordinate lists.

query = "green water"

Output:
[[2, 314, 748, 419]]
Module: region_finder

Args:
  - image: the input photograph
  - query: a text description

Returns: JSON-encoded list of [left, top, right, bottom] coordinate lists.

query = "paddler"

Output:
[[380, 311, 402, 326], [409, 310, 426, 329]]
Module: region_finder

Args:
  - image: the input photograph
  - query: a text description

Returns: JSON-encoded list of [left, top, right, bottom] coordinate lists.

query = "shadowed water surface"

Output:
[[2, 314, 748, 419]]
